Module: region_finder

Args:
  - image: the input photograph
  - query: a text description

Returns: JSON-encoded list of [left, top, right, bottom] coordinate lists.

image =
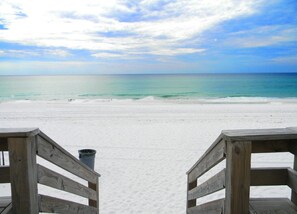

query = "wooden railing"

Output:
[[186, 127, 297, 214], [0, 128, 100, 214]]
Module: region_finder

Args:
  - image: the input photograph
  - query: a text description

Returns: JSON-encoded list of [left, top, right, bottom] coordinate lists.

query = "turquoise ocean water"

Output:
[[0, 74, 297, 101]]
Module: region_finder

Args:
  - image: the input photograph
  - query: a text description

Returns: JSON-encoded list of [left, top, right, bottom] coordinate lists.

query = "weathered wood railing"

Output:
[[186, 127, 297, 214], [0, 128, 100, 214]]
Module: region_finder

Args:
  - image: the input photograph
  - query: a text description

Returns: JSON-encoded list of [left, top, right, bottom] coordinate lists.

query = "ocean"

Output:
[[0, 73, 297, 102]]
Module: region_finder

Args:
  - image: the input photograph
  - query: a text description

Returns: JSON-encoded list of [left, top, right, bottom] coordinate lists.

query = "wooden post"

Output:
[[186, 175, 197, 211], [8, 136, 38, 214], [225, 140, 251, 214], [88, 177, 99, 213], [291, 155, 297, 205]]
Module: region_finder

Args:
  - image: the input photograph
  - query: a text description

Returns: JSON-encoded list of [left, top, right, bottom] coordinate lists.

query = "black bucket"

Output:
[[78, 149, 96, 170]]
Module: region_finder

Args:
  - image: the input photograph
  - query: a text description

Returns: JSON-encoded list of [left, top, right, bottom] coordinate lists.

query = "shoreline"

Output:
[[1, 96, 297, 105]]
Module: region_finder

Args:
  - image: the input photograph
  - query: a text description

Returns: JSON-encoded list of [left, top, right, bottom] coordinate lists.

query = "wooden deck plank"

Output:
[[0, 197, 11, 208], [249, 198, 297, 214]]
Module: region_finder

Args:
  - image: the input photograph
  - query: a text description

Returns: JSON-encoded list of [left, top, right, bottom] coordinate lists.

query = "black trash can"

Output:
[[78, 149, 96, 170]]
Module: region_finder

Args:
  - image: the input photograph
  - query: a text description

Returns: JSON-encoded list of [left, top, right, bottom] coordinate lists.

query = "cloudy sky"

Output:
[[0, 0, 296, 74]]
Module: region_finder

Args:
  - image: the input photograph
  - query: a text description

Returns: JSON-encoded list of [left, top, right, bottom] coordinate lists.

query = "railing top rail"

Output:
[[0, 128, 40, 137], [186, 127, 297, 175], [0, 128, 100, 178], [222, 127, 297, 141]]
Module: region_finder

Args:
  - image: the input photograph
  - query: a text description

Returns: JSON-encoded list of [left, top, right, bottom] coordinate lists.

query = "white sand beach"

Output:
[[1, 100, 297, 213]]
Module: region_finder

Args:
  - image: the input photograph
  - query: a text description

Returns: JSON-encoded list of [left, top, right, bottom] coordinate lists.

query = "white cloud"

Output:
[[0, 49, 71, 57], [45, 49, 71, 57], [0, 0, 264, 57], [271, 55, 297, 64], [226, 25, 297, 48]]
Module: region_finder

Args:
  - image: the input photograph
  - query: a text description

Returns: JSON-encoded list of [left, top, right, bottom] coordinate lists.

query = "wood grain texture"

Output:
[[37, 164, 97, 200], [8, 137, 39, 214], [249, 198, 297, 214], [188, 140, 225, 183], [37, 135, 99, 183], [0, 166, 10, 183], [187, 198, 224, 214], [187, 176, 197, 210], [291, 157, 297, 206], [222, 127, 297, 141], [0, 138, 8, 151], [250, 167, 288, 186], [225, 141, 251, 214], [0, 128, 39, 138], [188, 169, 225, 200], [39, 194, 98, 214], [288, 168, 297, 196], [88, 178, 99, 211]]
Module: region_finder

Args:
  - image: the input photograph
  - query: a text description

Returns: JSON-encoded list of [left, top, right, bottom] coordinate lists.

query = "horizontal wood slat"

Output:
[[188, 140, 225, 183], [39, 195, 98, 214], [187, 198, 224, 214], [250, 168, 288, 186], [37, 135, 98, 183], [37, 165, 97, 200], [0, 166, 10, 183], [188, 169, 225, 200], [252, 140, 289, 153]]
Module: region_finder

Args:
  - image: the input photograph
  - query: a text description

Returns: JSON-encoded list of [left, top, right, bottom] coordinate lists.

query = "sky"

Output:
[[0, 0, 297, 75]]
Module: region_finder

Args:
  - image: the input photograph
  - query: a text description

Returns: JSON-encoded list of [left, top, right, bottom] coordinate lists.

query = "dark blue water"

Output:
[[0, 73, 296, 101]]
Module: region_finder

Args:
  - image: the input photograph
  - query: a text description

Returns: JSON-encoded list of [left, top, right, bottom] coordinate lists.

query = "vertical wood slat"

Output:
[[88, 177, 99, 211], [224, 140, 251, 214], [8, 136, 38, 214], [187, 175, 197, 211], [291, 157, 297, 205]]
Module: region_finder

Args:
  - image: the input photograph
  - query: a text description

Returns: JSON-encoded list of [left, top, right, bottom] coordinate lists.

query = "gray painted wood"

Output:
[[225, 141, 251, 214], [8, 137, 38, 214], [37, 135, 99, 183], [0, 166, 10, 183], [37, 164, 97, 200], [39, 194, 98, 214], [188, 169, 225, 200], [188, 140, 225, 183]]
